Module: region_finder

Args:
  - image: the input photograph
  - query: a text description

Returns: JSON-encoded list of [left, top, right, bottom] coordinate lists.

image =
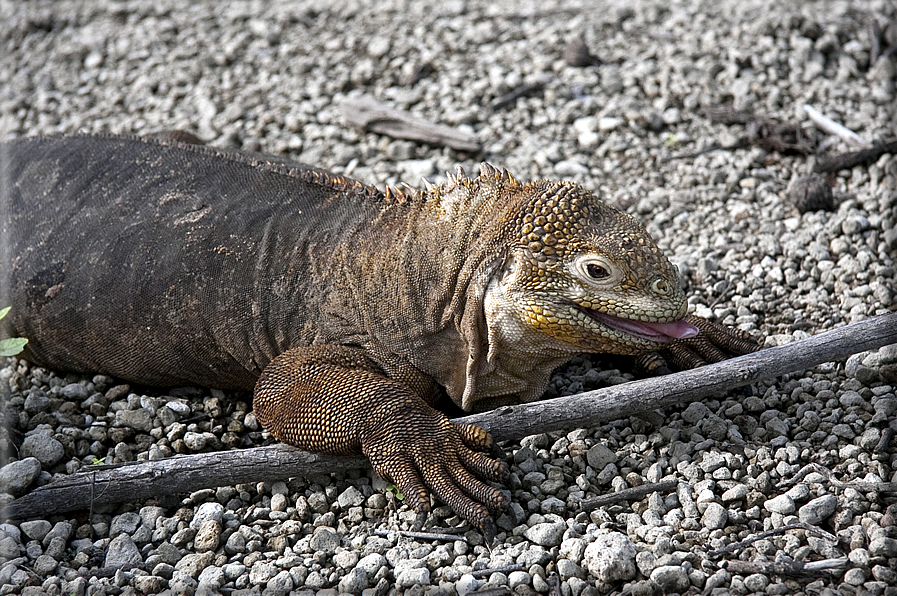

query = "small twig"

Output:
[[338, 96, 481, 152], [490, 82, 546, 111], [471, 564, 524, 578], [708, 523, 837, 559], [779, 462, 897, 492], [803, 105, 873, 149], [373, 529, 467, 543], [813, 139, 897, 173], [579, 479, 677, 512], [725, 557, 849, 577]]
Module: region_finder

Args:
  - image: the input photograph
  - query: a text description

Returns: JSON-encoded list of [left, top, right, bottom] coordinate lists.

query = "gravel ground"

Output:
[[2, 0, 897, 595]]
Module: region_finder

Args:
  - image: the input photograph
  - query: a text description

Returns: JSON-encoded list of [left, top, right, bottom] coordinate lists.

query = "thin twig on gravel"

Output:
[[471, 564, 525, 578], [372, 529, 467, 543], [338, 95, 481, 152], [707, 522, 838, 559], [579, 479, 678, 512], [812, 139, 897, 173], [724, 557, 849, 578], [779, 463, 897, 493], [803, 105, 873, 149], [5, 311, 897, 520]]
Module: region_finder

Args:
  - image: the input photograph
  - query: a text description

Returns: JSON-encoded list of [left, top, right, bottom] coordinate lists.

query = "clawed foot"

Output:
[[637, 314, 760, 374], [362, 410, 510, 537]]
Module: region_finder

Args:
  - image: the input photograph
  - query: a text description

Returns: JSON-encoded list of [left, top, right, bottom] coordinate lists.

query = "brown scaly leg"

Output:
[[253, 345, 509, 537], [636, 314, 760, 374]]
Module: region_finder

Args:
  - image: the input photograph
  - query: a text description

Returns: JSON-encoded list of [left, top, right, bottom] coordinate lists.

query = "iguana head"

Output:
[[478, 164, 697, 356]]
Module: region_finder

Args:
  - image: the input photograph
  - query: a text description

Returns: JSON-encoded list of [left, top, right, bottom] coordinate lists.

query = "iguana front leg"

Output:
[[637, 315, 760, 373], [253, 345, 509, 532]]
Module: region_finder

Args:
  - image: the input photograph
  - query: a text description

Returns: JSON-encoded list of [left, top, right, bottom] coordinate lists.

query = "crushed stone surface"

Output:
[[1, 0, 896, 595]]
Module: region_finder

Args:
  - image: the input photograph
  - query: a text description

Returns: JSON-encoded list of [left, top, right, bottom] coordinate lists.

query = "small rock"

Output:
[[21, 434, 65, 468], [339, 567, 368, 593], [193, 520, 221, 552], [554, 160, 589, 176], [105, 533, 143, 568], [650, 565, 690, 592], [586, 444, 618, 469], [789, 173, 833, 213], [190, 502, 224, 529], [868, 536, 897, 557], [396, 566, 430, 588], [20, 520, 52, 542], [523, 520, 566, 547], [456, 573, 480, 596], [309, 526, 340, 554], [115, 409, 154, 433], [0, 458, 42, 496], [702, 503, 728, 530], [564, 39, 598, 67], [337, 486, 365, 509], [798, 494, 838, 524], [763, 494, 796, 515], [583, 532, 637, 582]]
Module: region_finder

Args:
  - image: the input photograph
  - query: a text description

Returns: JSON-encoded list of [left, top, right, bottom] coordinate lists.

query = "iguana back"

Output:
[[2, 135, 385, 389]]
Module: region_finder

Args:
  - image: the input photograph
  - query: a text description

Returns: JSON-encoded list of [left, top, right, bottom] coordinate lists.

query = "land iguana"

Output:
[[0, 134, 757, 533]]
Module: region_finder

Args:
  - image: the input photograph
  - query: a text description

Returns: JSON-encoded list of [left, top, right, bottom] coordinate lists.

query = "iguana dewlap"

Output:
[[1, 135, 757, 532]]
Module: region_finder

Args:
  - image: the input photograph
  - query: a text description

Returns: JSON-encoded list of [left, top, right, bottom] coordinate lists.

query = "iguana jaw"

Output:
[[575, 306, 698, 343]]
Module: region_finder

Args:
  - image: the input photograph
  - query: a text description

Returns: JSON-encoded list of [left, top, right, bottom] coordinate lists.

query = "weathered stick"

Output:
[[338, 96, 481, 152], [456, 311, 897, 439], [813, 139, 897, 173], [5, 312, 897, 520], [803, 104, 872, 149]]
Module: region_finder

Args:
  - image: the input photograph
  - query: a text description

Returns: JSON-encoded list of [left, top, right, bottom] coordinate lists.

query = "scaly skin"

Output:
[[2, 135, 758, 534]]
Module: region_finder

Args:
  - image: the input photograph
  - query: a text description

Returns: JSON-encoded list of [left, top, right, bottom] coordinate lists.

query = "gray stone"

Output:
[[339, 567, 369, 593], [115, 408, 154, 432], [523, 520, 566, 547], [396, 566, 430, 587], [20, 434, 64, 468], [19, 520, 52, 542], [190, 502, 224, 529], [267, 569, 295, 594], [702, 502, 728, 530], [682, 402, 711, 424], [60, 383, 89, 400], [105, 533, 143, 568], [798, 494, 838, 524], [583, 532, 637, 582], [337, 486, 365, 509], [309, 526, 340, 554], [763, 494, 795, 514], [197, 565, 226, 588], [42, 522, 72, 547], [868, 536, 897, 557], [110, 512, 141, 537], [586, 444, 617, 469], [650, 565, 690, 592]]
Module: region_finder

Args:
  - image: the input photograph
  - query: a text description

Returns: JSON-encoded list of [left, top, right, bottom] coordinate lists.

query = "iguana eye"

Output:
[[572, 255, 617, 285], [587, 264, 608, 279]]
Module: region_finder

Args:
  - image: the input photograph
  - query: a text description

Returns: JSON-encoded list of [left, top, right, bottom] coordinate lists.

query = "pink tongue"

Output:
[[597, 313, 699, 340], [643, 319, 699, 339]]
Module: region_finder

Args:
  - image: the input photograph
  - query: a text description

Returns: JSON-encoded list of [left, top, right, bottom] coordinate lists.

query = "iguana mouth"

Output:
[[578, 307, 698, 342]]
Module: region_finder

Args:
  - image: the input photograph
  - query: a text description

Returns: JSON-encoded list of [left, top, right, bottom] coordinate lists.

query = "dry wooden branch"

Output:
[[5, 311, 897, 520], [708, 522, 837, 559], [338, 96, 481, 152], [779, 463, 897, 493], [579, 479, 678, 512], [724, 557, 849, 578], [803, 105, 873, 149], [812, 139, 897, 173]]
